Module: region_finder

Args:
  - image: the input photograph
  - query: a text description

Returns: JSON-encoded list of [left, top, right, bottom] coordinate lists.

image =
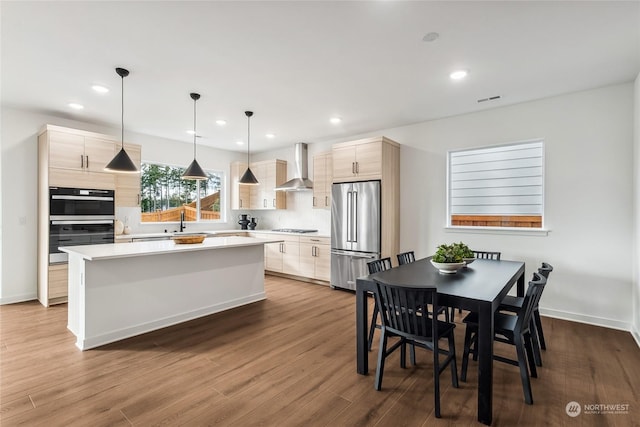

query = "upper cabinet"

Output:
[[313, 151, 332, 209], [230, 159, 287, 210], [114, 143, 142, 208], [332, 137, 389, 182]]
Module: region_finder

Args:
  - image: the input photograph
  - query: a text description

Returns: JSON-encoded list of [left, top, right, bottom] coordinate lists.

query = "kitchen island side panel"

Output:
[[69, 244, 265, 350]]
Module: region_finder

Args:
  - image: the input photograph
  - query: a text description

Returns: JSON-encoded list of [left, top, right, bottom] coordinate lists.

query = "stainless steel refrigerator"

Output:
[[330, 180, 381, 290]]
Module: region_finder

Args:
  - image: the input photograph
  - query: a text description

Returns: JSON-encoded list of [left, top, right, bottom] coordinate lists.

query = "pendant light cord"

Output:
[[120, 73, 124, 150], [246, 114, 251, 165], [193, 97, 197, 159]]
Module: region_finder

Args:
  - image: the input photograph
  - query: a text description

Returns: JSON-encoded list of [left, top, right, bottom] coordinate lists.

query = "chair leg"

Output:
[[433, 338, 441, 418], [448, 332, 459, 388], [530, 319, 543, 367], [533, 309, 546, 350], [524, 332, 538, 378], [515, 334, 533, 404], [374, 331, 388, 391], [367, 302, 379, 351], [400, 339, 407, 369], [461, 326, 475, 382], [410, 342, 416, 366]]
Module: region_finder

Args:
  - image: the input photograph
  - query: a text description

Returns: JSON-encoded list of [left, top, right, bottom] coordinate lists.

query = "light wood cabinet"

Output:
[[230, 159, 287, 210], [115, 143, 142, 208], [230, 162, 250, 209], [47, 264, 69, 302], [313, 152, 332, 209], [299, 236, 330, 281], [332, 138, 384, 182]]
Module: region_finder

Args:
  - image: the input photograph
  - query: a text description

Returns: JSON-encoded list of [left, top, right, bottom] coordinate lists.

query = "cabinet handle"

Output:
[[325, 196, 328, 207], [312, 246, 316, 257], [356, 162, 359, 173], [86, 155, 89, 169], [313, 196, 316, 207], [263, 199, 267, 208], [80, 155, 84, 168], [137, 194, 141, 205], [352, 162, 355, 174], [239, 200, 243, 208], [273, 199, 276, 207]]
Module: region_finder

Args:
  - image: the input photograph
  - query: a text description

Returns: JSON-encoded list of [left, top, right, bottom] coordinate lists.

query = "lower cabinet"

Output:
[[250, 233, 330, 282], [40, 263, 68, 306]]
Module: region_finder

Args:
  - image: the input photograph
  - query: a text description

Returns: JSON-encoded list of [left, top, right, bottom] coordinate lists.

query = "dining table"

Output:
[[355, 257, 525, 426]]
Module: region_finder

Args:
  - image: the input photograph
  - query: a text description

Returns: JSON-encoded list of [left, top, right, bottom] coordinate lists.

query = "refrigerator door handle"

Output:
[[346, 191, 353, 242], [330, 249, 378, 259], [352, 191, 358, 243]]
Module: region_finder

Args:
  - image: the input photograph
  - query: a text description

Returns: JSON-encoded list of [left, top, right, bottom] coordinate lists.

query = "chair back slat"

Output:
[[375, 280, 438, 340], [516, 272, 546, 333], [538, 262, 553, 279], [367, 257, 392, 274], [397, 251, 416, 266], [472, 250, 501, 260]]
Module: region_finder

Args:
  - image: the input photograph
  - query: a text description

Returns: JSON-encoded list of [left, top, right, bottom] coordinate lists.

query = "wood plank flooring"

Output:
[[1, 275, 639, 426]]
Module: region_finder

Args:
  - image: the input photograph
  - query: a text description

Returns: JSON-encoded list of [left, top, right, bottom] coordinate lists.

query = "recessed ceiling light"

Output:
[[422, 32, 440, 42], [91, 85, 109, 94], [186, 130, 196, 135], [216, 119, 227, 126], [450, 70, 468, 80], [265, 133, 275, 139], [330, 117, 342, 124], [236, 140, 244, 145], [68, 103, 84, 110]]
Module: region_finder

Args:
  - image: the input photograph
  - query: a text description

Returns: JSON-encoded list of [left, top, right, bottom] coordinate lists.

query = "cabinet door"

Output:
[[262, 162, 277, 209], [115, 144, 142, 207], [313, 153, 328, 209], [298, 242, 316, 277], [48, 264, 68, 300], [265, 242, 283, 272], [315, 244, 331, 281], [230, 162, 250, 209], [249, 162, 266, 209], [332, 145, 356, 181], [85, 137, 117, 172], [354, 141, 382, 179], [324, 154, 333, 208], [49, 131, 85, 170], [282, 240, 300, 275]]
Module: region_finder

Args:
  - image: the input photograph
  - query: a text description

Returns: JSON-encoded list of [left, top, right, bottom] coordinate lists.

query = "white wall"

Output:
[[634, 72, 640, 344], [0, 107, 243, 304]]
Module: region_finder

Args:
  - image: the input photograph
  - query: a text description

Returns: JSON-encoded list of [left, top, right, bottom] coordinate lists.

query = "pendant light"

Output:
[[105, 67, 139, 173], [239, 111, 259, 185], [182, 93, 207, 180]]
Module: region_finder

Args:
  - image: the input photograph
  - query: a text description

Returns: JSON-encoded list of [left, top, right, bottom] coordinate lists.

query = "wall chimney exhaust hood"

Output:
[[275, 142, 313, 191]]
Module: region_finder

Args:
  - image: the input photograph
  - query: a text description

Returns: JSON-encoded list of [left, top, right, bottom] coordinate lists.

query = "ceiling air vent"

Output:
[[477, 95, 502, 103]]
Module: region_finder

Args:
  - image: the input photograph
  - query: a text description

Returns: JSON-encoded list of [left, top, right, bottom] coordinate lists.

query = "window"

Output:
[[140, 162, 224, 223], [447, 140, 544, 229]]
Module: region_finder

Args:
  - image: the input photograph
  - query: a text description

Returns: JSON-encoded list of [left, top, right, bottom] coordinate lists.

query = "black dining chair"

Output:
[[461, 272, 547, 405], [366, 257, 393, 351], [499, 262, 553, 365], [396, 251, 415, 265], [373, 279, 459, 418]]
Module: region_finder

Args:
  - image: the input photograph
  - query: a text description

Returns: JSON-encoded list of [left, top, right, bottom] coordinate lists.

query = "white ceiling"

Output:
[[2, 1, 639, 153]]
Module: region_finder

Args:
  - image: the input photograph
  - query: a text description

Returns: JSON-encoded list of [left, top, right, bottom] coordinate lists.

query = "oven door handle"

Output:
[[51, 195, 114, 201], [51, 220, 114, 225]]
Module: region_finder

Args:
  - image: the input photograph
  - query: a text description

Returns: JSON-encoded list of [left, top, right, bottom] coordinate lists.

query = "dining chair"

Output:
[[472, 250, 502, 260], [461, 272, 547, 405], [373, 279, 459, 418], [499, 262, 553, 364], [366, 257, 393, 351], [396, 251, 415, 265]]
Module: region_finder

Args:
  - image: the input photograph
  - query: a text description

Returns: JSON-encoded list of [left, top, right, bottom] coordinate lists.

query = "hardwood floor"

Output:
[[1, 275, 639, 426]]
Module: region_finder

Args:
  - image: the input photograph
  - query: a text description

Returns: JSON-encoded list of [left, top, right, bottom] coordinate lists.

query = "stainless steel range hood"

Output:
[[275, 142, 313, 191]]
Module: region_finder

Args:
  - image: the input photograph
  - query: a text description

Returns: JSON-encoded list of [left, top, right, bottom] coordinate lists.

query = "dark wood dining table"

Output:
[[355, 257, 525, 426]]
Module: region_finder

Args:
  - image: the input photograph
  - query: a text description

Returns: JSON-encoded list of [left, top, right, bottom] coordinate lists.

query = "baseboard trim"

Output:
[[632, 324, 640, 349], [539, 307, 631, 332], [0, 293, 37, 305]]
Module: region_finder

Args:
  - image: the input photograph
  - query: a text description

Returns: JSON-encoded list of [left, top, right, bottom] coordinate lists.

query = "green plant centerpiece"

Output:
[[431, 242, 473, 273]]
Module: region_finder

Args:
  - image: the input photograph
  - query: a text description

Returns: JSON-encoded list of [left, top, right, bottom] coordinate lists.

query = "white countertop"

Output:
[[60, 236, 284, 261], [115, 229, 330, 240]]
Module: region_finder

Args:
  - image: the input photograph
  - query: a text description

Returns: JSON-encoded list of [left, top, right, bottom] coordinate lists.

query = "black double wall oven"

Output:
[[49, 187, 115, 263]]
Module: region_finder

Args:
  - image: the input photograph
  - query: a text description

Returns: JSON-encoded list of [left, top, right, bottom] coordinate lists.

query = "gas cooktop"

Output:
[[271, 228, 318, 233]]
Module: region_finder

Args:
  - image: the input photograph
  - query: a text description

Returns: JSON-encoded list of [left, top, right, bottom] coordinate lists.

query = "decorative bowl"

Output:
[[173, 234, 206, 244], [463, 257, 476, 266], [430, 260, 465, 274]]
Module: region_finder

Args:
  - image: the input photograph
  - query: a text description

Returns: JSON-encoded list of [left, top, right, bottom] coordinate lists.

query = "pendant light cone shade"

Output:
[[105, 67, 139, 173], [182, 93, 207, 180], [239, 110, 259, 185]]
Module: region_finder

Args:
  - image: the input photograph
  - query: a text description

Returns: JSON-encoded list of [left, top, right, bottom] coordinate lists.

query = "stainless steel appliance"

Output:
[[331, 180, 381, 290], [271, 228, 318, 233], [49, 187, 115, 263]]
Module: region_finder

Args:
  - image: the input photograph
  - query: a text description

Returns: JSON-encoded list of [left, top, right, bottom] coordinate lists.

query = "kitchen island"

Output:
[[60, 236, 283, 350]]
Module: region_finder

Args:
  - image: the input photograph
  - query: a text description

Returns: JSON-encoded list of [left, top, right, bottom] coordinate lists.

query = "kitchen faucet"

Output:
[[180, 211, 186, 232]]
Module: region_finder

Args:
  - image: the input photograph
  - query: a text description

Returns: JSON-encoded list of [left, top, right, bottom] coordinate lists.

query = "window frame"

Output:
[[446, 139, 546, 232], [139, 161, 227, 224]]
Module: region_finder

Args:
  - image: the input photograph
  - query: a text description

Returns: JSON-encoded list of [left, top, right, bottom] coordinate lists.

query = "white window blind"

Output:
[[448, 140, 544, 227]]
